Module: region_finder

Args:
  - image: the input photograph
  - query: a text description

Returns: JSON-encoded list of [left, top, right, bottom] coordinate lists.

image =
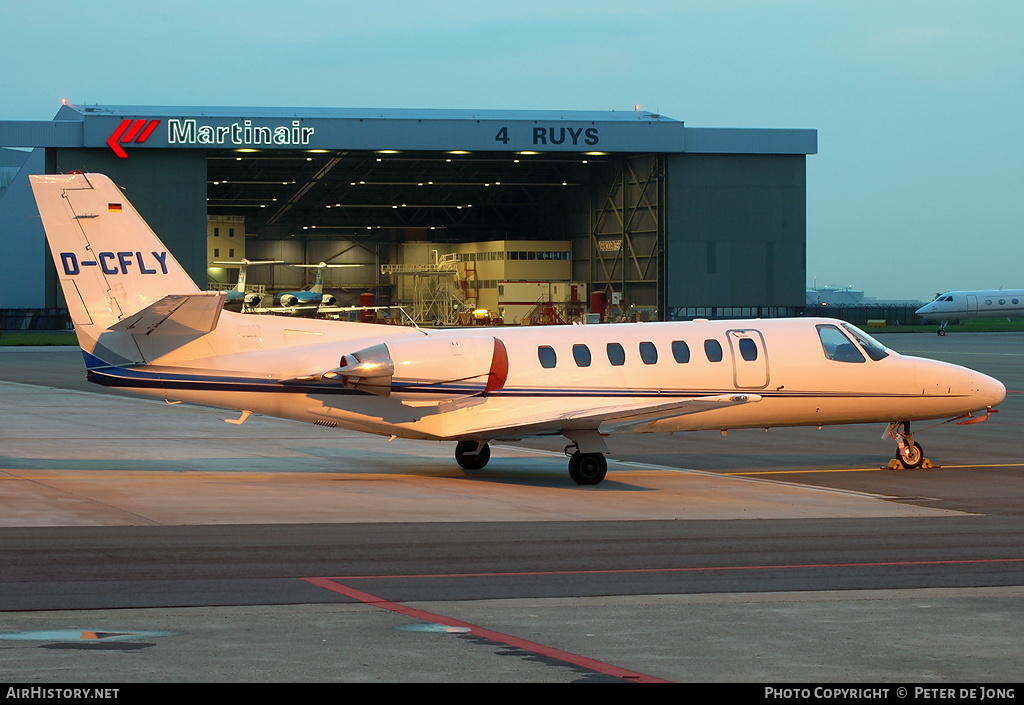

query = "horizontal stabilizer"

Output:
[[109, 292, 225, 336]]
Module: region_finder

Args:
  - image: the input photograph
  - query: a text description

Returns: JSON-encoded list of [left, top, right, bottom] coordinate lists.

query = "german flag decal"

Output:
[[108, 203, 122, 212]]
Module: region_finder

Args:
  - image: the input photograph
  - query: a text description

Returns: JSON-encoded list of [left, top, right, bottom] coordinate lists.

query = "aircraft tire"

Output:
[[896, 441, 924, 469], [455, 440, 490, 471], [568, 452, 607, 485]]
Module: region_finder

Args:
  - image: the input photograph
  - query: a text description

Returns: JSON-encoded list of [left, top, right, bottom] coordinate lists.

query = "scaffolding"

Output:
[[381, 252, 468, 325]]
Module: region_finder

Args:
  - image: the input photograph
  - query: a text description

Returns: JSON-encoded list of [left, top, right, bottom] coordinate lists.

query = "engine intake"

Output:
[[327, 336, 508, 400]]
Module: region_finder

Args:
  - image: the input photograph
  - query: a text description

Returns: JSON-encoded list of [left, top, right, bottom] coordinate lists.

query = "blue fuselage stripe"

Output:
[[83, 365, 969, 401]]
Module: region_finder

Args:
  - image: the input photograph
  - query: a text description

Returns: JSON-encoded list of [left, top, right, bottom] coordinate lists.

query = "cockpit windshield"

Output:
[[841, 323, 890, 361], [816, 324, 865, 362]]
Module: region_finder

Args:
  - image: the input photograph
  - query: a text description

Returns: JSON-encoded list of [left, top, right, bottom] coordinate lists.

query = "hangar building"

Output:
[[0, 104, 816, 324]]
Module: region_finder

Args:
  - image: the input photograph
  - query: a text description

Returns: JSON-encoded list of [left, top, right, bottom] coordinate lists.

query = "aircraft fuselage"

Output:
[[85, 314, 1005, 444]]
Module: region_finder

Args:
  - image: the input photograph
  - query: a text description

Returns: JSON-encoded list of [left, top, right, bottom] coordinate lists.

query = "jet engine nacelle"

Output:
[[244, 292, 262, 306], [278, 294, 298, 307], [327, 336, 508, 401], [321, 293, 337, 307]]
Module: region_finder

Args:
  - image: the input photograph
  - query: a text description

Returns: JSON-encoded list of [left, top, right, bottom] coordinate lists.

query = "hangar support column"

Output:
[[589, 155, 665, 321]]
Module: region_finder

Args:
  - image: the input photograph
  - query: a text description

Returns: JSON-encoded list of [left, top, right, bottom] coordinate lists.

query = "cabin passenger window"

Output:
[[538, 345, 557, 369], [671, 340, 690, 363], [704, 339, 723, 362], [572, 344, 592, 367], [738, 337, 758, 361], [606, 342, 625, 366], [639, 341, 658, 364], [816, 324, 865, 363]]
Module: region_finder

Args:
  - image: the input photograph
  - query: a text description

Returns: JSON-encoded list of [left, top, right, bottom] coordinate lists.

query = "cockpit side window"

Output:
[[816, 324, 865, 363], [841, 323, 889, 361]]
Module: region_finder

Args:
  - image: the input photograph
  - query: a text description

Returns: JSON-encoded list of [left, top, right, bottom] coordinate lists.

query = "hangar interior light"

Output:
[[206, 147, 606, 242]]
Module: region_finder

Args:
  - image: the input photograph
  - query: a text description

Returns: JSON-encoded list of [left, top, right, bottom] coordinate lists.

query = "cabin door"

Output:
[[726, 329, 769, 389]]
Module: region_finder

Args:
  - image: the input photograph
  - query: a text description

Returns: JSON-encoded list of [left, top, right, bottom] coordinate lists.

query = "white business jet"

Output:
[[916, 289, 1024, 335], [31, 174, 1006, 485]]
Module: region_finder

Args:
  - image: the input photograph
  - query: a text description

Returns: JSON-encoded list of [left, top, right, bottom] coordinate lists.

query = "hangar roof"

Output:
[[1, 104, 816, 156], [59, 104, 675, 122]]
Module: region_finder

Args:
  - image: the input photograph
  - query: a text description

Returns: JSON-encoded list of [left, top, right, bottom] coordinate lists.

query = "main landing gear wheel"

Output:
[[568, 451, 608, 486], [455, 440, 490, 471]]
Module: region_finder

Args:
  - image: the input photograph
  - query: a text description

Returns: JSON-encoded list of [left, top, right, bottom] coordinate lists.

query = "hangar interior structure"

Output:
[[0, 104, 816, 325]]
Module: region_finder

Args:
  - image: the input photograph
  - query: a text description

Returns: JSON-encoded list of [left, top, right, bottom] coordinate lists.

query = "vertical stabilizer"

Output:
[[30, 173, 201, 364]]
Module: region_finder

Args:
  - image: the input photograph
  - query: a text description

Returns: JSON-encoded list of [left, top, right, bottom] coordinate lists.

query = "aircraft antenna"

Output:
[[395, 305, 427, 335]]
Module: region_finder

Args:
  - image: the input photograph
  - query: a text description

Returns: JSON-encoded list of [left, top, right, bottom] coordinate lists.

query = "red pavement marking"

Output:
[[303, 576, 670, 683]]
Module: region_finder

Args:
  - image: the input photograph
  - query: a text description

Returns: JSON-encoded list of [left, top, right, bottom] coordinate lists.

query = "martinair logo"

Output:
[[107, 117, 316, 157], [106, 119, 161, 159]]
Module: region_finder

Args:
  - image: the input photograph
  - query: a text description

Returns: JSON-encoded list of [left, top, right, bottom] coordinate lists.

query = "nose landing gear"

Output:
[[885, 421, 925, 469]]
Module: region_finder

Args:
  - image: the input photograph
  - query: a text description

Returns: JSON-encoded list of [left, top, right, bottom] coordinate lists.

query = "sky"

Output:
[[2, 0, 1021, 302]]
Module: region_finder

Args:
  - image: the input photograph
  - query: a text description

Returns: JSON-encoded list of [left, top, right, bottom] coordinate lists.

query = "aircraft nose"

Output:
[[915, 303, 932, 316], [975, 371, 1007, 408], [914, 359, 1006, 411]]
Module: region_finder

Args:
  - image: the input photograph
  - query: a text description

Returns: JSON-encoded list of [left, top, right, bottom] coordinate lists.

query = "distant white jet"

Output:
[[916, 289, 1024, 335], [31, 173, 1006, 484], [272, 262, 354, 309], [210, 258, 283, 311]]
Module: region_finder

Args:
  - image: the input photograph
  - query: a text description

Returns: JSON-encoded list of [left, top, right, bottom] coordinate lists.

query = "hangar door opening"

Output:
[[204, 149, 624, 325]]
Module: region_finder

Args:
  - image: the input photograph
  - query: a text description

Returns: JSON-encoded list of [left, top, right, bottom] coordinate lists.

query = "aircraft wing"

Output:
[[587, 393, 761, 433], [110, 292, 225, 336], [248, 304, 323, 315], [468, 392, 762, 438]]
